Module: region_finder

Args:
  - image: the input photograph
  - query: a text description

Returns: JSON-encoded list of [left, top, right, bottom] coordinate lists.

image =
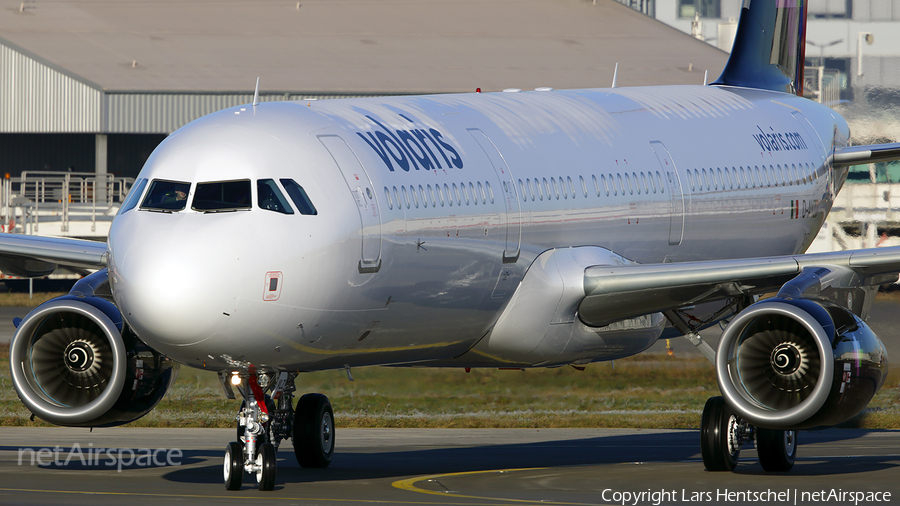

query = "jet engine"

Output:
[[716, 297, 887, 430], [9, 293, 177, 427]]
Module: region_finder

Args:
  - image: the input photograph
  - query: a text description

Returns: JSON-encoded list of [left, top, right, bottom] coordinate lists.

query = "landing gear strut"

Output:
[[223, 370, 334, 490]]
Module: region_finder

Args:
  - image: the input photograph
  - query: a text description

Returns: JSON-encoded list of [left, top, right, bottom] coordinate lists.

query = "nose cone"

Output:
[[109, 212, 243, 349]]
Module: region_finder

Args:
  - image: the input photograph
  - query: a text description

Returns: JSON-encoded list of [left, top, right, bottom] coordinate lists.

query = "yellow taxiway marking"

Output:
[[392, 468, 612, 506]]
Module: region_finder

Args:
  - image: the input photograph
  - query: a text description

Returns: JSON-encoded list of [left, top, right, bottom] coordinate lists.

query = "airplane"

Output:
[[7, 0, 900, 491]]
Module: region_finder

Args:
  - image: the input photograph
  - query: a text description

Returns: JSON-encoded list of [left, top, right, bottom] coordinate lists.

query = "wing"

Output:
[[0, 234, 107, 277], [578, 247, 900, 327], [832, 142, 900, 167]]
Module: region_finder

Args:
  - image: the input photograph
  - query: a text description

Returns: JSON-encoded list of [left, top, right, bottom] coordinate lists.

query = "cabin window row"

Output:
[[516, 172, 667, 201], [383, 181, 495, 210], [516, 175, 589, 202], [687, 162, 816, 193]]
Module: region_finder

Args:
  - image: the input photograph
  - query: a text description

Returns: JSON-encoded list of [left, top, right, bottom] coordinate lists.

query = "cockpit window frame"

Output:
[[140, 179, 192, 213], [118, 177, 148, 215], [191, 179, 253, 213], [257, 179, 295, 215], [280, 179, 318, 216]]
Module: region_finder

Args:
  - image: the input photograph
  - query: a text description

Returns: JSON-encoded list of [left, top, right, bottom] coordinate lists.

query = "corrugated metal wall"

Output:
[[0, 42, 103, 133], [106, 93, 380, 133], [2, 42, 395, 134]]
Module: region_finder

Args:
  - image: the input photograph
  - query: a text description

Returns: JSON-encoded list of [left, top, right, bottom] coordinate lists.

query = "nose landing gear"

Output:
[[223, 370, 334, 491]]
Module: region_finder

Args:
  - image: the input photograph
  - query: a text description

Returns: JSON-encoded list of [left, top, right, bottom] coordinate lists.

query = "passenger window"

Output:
[[518, 179, 527, 202], [119, 177, 147, 215], [593, 175, 601, 197], [192, 180, 251, 212], [579, 176, 587, 197], [477, 182, 486, 204], [141, 179, 191, 212], [551, 177, 559, 199], [452, 183, 461, 205], [444, 184, 453, 206], [257, 179, 294, 214], [468, 182, 476, 205], [624, 173, 633, 195], [527, 179, 536, 201], [384, 187, 393, 210], [280, 179, 318, 215], [486, 182, 494, 204], [616, 174, 623, 196], [462, 183, 470, 205]]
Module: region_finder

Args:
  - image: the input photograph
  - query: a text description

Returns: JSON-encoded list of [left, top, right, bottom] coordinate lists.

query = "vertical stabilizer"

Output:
[[712, 0, 808, 96]]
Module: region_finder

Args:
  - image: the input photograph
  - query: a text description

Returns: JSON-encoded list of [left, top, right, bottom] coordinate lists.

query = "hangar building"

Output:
[[0, 0, 728, 183]]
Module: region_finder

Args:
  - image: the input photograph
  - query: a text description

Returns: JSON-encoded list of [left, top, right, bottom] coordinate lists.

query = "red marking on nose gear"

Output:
[[248, 374, 269, 416]]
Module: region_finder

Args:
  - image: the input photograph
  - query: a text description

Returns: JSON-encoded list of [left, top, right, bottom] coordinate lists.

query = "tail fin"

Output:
[[712, 0, 808, 96]]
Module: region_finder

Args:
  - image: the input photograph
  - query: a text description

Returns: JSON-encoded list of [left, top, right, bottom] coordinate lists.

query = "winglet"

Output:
[[712, 0, 809, 96], [252, 77, 260, 107]]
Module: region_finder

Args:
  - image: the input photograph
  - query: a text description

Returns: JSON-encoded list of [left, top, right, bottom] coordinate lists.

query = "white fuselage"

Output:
[[107, 84, 848, 373]]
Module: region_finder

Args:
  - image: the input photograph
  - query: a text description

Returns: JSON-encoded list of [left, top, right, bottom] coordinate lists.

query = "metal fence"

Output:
[[0, 171, 132, 235], [804, 66, 842, 106]]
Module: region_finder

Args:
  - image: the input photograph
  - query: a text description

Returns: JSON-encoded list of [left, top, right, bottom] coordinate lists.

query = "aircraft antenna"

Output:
[[611, 63, 618, 88], [703, 70, 708, 86], [252, 77, 260, 107]]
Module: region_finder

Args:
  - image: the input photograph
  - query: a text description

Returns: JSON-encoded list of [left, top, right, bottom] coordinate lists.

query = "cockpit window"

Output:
[[257, 179, 294, 215], [192, 180, 252, 212], [141, 179, 191, 212], [280, 179, 317, 215], [118, 177, 147, 215]]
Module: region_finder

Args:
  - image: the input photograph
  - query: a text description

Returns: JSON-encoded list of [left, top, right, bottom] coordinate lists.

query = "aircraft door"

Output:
[[318, 135, 382, 273], [791, 111, 830, 194], [650, 141, 684, 246], [468, 129, 521, 263]]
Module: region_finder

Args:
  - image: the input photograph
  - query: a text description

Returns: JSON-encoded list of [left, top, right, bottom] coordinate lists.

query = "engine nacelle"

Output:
[[717, 297, 887, 430], [9, 295, 178, 427]]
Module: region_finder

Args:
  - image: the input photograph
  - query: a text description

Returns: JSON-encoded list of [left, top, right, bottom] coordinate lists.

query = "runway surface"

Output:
[[0, 427, 897, 505]]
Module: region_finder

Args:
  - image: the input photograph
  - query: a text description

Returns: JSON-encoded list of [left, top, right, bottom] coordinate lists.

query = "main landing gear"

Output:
[[664, 308, 797, 473], [223, 370, 334, 491], [700, 397, 797, 472]]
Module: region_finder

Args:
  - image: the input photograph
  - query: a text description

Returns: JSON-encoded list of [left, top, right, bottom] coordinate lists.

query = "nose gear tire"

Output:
[[224, 442, 243, 490]]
